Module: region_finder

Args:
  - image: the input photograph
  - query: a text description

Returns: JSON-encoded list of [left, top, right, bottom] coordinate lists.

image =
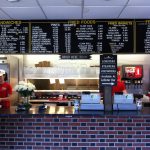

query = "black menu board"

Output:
[[136, 20, 150, 54], [31, 23, 63, 53], [100, 55, 117, 86], [30, 20, 134, 54], [103, 21, 133, 53], [0, 21, 29, 54], [1, 19, 148, 54]]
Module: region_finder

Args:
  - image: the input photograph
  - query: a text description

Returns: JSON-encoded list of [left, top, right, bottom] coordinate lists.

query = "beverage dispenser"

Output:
[[121, 65, 143, 94]]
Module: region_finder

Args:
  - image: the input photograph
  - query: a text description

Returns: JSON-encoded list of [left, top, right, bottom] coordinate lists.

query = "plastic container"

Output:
[[74, 100, 80, 111], [136, 99, 142, 110]]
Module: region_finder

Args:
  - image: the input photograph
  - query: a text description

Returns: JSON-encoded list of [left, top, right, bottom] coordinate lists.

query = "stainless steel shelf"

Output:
[[34, 90, 99, 92]]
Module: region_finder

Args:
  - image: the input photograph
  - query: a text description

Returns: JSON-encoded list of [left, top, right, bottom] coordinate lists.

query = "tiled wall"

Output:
[[0, 115, 150, 150]]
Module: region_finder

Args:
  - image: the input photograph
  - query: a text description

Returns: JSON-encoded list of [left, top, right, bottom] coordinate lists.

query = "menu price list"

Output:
[[100, 55, 117, 86], [136, 20, 150, 54], [31, 23, 64, 54], [31, 21, 97, 54], [31, 20, 134, 54], [0, 20, 134, 54], [103, 21, 133, 54], [0, 21, 29, 54]]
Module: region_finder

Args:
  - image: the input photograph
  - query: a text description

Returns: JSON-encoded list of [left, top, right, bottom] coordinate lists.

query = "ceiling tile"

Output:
[[128, 0, 150, 6], [1, 7, 46, 19], [38, 0, 82, 6], [0, 9, 10, 19], [119, 6, 150, 18], [43, 6, 82, 19], [83, 6, 124, 19], [0, 0, 38, 7], [84, 0, 128, 6]]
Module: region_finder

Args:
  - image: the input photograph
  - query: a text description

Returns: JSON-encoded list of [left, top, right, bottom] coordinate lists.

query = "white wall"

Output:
[[23, 54, 99, 67], [23, 54, 150, 66], [118, 55, 150, 65], [23, 54, 150, 92], [2, 54, 149, 92]]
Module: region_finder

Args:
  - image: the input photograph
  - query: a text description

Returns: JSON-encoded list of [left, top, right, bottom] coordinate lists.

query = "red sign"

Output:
[[124, 66, 143, 79]]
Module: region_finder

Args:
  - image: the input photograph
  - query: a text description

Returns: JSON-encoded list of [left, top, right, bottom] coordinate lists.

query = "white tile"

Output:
[[2, 7, 46, 19], [38, 0, 82, 6], [0, 9, 10, 19], [43, 6, 82, 19], [0, 0, 39, 7], [119, 6, 150, 18], [84, 0, 128, 6], [128, 0, 150, 6], [83, 6, 124, 19]]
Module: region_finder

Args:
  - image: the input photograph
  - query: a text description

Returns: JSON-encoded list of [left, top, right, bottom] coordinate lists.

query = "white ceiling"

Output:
[[0, 0, 150, 20]]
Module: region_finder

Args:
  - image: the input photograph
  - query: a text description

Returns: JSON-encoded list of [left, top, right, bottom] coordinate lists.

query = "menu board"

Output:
[[31, 23, 63, 53], [31, 20, 134, 54], [0, 19, 150, 54], [136, 20, 150, 54], [102, 21, 133, 53], [0, 21, 29, 54], [100, 55, 117, 86]]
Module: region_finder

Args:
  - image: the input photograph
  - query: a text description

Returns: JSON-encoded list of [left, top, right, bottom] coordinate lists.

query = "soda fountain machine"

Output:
[[121, 65, 143, 94], [113, 65, 143, 111]]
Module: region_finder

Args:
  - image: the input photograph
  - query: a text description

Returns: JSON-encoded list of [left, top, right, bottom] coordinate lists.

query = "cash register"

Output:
[[113, 93, 137, 110], [80, 92, 104, 110]]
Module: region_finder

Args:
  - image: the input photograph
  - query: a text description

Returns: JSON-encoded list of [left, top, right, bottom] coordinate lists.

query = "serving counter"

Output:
[[0, 106, 150, 150], [0, 106, 150, 115]]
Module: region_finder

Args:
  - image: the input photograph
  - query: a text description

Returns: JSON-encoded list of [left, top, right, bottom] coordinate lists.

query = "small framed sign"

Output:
[[100, 55, 117, 86]]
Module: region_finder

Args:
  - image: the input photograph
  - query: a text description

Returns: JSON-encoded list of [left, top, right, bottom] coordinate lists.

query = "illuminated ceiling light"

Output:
[[7, 0, 20, 2], [49, 79, 55, 84], [59, 79, 65, 84]]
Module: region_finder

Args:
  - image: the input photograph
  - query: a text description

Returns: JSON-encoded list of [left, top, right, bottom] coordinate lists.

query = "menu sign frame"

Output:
[[0, 20, 29, 54], [100, 54, 117, 86], [0, 19, 150, 54], [136, 20, 150, 54], [30, 20, 134, 54]]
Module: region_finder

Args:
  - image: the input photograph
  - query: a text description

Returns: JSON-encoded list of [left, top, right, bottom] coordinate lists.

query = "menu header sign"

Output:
[[0, 21, 28, 54], [60, 54, 91, 59], [136, 20, 150, 54], [0, 19, 150, 54], [100, 55, 117, 86]]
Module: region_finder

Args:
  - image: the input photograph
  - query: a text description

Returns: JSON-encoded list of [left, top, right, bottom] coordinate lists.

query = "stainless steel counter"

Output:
[[0, 106, 150, 116]]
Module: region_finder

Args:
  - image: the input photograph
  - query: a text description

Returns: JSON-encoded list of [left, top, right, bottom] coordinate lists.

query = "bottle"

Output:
[[74, 100, 79, 111]]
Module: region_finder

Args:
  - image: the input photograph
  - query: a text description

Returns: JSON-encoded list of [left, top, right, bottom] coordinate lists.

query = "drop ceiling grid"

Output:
[[0, 0, 150, 20], [0, 9, 11, 19], [37, 0, 82, 6], [84, 0, 129, 6]]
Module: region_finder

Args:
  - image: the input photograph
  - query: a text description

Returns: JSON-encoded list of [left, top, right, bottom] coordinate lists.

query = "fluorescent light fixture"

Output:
[[59, 79, 65, 84], [7, 0, 20, 2], [49, 79, 55, 84]]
